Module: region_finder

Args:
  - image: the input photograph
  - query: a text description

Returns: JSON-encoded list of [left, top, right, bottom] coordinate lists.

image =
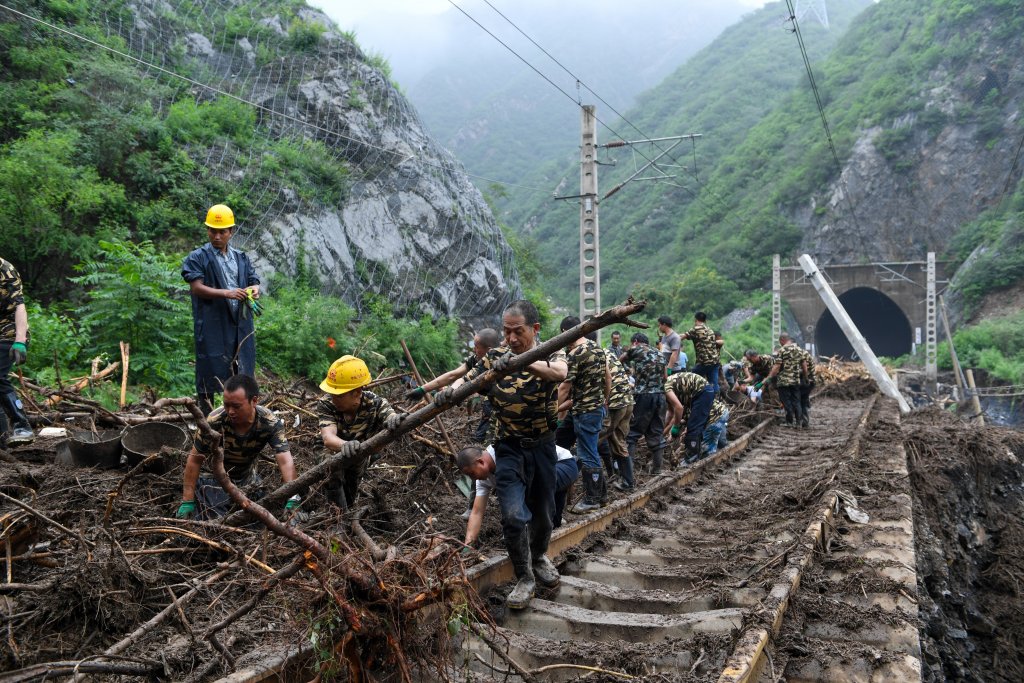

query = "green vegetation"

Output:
[[939, 311, 1024, 384], [23, 243, 461, 401], [0, 0, 464, 401]]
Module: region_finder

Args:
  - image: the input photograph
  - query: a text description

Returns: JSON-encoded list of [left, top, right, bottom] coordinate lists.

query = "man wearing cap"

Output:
[[181, 204, 261, 416], [176, 374, 300, 520], [317, 355, 404, 508]]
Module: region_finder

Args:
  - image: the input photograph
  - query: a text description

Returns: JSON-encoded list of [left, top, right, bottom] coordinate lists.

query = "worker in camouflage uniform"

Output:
[[799, 347, 816, 425], [664, 371, 729, 464], [602, 349, 636, 492], [622, 333, 667, 475], [405, 327, 501, 443], [681, 311, 724, 394], [318, 355, 404, 508], [558, 316, 611, 513], [761, 333, 809, 428], [178, 374, 300, 520], [741, 349, 775, 403], [0, 257, 33, 445], [436, 300, 567, 610]]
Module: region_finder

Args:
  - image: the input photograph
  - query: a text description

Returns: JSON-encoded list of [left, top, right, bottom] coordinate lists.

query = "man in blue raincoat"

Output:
[[181, 204, 261, 415]]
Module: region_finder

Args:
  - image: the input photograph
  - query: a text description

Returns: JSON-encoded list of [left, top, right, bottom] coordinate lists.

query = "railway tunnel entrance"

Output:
[[815, 287, 912, 360]]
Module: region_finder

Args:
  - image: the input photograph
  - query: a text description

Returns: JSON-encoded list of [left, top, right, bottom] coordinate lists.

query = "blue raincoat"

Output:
[[181, 243, 260, 395]]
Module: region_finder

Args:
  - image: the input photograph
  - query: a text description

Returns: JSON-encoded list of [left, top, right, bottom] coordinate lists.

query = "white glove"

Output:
[[491, 350, 514, 373], [433, 386, 456, 406], [339, 439, 361, 462], [384, 413, 404, 431]]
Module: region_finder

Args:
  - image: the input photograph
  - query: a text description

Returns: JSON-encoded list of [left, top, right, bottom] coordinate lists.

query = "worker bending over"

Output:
[[317, 355, 403, 509], [458, 444, 578, 549], [664, 371, 730, 464], [178, 374, 300, 520]]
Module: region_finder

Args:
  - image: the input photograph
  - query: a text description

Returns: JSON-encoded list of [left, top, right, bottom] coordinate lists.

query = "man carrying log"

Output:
[[317, 355, 404, 509], [435, 300, 568, 609], [177, 374, 300, 520]]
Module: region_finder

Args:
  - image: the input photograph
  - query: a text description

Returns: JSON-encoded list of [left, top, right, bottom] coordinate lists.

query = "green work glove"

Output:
[[670, 425, 681, 437], [246, 291, 263, 317], [9, 342, 27, 365], [556, 419, 565, 428], [405, 386, 426, 401], [666, 367, 674, 376], [285, 494, 301, 511], [754, 381, 764, 391], [176, 500, 196, 519]]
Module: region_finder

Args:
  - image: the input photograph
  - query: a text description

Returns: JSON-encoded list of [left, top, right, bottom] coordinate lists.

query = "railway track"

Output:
[[229, 393, 923, 682], [457, 394, 922, 682]]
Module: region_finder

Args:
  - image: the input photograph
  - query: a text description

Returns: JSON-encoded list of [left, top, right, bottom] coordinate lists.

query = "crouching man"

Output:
[[177, 374, 301, 520], [317, 355, 403, 510], [458, 443, 579, 550]]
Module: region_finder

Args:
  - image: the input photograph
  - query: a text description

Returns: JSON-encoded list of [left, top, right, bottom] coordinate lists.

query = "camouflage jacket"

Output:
[[664, 372, 727, 425], [194, 405, 290, 481], [623, 344, 666, 394], [743, 354, 775, 380], [317, 390, 396, 442], [775, 343, 805, 387], [605, 349, 635, 410], [564, 340, 607, 415], [0, 259, 25, 342], [683, 323, 721, 365], [799, 348, 817, 384], [465, 345, 566, 439]]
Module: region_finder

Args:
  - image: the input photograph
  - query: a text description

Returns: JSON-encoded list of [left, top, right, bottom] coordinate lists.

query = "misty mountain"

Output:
[[396, 0, 763, 185]]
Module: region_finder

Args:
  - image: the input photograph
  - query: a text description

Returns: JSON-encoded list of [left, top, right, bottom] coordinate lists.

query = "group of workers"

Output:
[[0, 203, 817, 612]]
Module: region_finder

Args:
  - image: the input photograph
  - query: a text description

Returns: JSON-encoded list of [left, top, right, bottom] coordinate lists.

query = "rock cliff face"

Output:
[[130, 1, 520, 326], [793, 17, 1023, 266]]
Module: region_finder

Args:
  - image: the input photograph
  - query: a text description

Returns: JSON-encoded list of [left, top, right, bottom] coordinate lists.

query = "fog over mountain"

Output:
[[311, 0, 773, 182]]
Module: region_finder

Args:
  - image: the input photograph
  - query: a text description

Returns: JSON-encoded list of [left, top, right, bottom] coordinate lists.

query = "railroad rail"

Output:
[[227, 393, 923, 682]]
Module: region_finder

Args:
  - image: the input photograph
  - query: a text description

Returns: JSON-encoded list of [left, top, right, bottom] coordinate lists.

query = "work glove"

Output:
[[491, 350, 514, 373], [666, 367, 675, 376], [339, 439, 361, 463], [176, 500, 196, 519], [754, 381, 764, 391], [8, 342, 26, 365], [433, 386, 456, 406], [405, 386, 426, 401], [246, 291, 263, 317], [285, 494, 302, 511], [556, 419, 565, 428], [284, 495, 309, 525], [384, 412, 404, 431], [670, 425, 681, 437]]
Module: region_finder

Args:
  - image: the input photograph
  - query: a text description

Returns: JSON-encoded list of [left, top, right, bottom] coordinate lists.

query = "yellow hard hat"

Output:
[[320, 355, 371, 395], [204, 204, 235, 230]]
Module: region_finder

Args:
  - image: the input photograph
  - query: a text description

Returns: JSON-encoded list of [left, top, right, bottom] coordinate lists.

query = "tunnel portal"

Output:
[[815, 287, 912, 360]]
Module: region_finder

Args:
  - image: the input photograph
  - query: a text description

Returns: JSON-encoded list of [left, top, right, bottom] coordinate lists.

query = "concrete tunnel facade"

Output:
[[779, 260, 946, 361]]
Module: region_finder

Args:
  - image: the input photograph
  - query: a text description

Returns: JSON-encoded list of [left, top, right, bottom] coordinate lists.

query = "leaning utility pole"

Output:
[[579, 105, 600, 322], [772, 254, 782, 349], [798, 254, 911, 413]]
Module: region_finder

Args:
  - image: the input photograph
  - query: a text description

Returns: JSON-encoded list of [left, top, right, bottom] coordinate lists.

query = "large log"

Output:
[[221, 298, 646, 527]]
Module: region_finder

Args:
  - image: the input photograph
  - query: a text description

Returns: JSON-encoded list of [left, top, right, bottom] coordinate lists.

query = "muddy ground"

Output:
[[1, 377, 1020, 681]]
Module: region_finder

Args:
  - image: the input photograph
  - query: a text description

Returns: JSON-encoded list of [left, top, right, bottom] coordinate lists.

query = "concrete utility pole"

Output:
[[579, 105, 600, 323], [772, 255, 782, 350], [798, 254, 911, 413], [925, 252, 937, 392]]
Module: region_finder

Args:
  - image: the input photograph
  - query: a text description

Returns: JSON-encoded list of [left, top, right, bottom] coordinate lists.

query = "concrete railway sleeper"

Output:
[[454, 393, 923, 682], [225, 393, 923, 682]]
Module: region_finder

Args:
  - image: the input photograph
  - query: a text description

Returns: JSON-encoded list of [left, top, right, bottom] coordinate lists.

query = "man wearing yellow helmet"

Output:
[[316, 355, 404, 508], [181, 204, 262, 415]]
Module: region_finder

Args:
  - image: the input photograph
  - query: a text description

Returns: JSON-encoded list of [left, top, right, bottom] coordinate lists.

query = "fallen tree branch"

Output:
[[0, 658, 161, 682], [223, 297, 647, 526], [0, 490, 94, 550]]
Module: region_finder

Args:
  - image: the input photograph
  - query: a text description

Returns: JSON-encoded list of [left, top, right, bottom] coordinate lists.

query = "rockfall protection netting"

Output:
[[0, 0, 521, 321]]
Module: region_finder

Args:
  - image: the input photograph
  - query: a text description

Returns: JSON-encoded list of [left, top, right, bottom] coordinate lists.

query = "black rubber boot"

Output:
[[0, 391, 33, 444], [614, 456, 634, 491], [649, 446, 664, 475], [571, 467, 602, 513], [506, 533, 535, 609]]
